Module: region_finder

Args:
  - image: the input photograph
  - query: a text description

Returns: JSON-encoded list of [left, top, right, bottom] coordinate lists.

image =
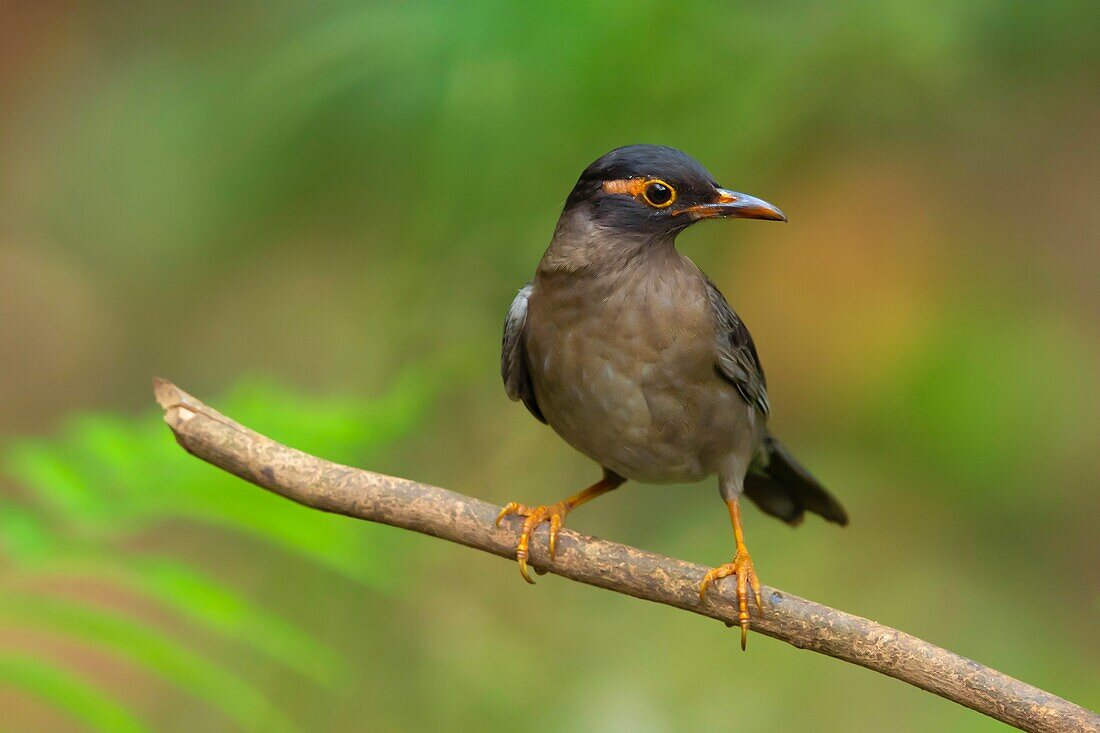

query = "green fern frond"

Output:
[[0, 594, 298, 733], [0, 654, 149, 733], [12, 555, 347, 687], [0, 368, 447, 730]]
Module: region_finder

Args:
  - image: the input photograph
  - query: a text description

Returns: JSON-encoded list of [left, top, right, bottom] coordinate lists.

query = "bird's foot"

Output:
[[495, 501, 571, 584], [699, 549, 764, 650]]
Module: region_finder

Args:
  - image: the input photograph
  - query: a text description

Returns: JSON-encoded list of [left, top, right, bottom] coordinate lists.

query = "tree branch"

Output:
[[153, 379, 1097, 733]]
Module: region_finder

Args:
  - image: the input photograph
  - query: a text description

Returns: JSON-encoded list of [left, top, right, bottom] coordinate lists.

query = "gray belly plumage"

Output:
[[525, 267, 762, 485]]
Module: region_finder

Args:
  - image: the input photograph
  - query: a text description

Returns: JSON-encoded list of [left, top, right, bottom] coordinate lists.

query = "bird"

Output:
[[498, 144, 848, 649]]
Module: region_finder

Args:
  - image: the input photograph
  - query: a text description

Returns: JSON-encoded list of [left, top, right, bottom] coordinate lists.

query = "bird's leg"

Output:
[[496, 472, 624, 584], [699, 498, 763, 650]]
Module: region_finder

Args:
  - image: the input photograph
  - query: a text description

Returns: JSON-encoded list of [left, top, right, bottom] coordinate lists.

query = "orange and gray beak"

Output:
[[675, 188, 787, 222]]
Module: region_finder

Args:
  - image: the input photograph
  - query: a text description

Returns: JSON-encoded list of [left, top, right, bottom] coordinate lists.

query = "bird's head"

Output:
[[561, 145, 786, 240]]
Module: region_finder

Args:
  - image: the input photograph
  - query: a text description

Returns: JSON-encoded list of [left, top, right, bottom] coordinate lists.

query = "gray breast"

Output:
[[524, 257, 760, 484]]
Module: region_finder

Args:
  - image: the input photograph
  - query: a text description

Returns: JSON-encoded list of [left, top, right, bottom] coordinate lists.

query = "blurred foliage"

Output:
[[0, 373, 443, 731], [0, 1, 1098, 731]]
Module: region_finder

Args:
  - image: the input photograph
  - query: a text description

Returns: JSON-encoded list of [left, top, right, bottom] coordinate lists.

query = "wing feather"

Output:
[[706, 277, 770, 417], [501, 283, 546, 423]]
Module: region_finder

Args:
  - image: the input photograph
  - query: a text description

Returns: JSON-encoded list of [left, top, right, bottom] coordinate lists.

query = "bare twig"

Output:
[[153, 379, 1097, 733]]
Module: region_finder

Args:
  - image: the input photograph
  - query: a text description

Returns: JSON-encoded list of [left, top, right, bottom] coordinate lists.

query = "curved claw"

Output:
[[516, 528, 535, 584], [548, 513, 563, 560], [698, 550, 763, 651], [496, 501, 570, 584], [495, 502, 526, 527]]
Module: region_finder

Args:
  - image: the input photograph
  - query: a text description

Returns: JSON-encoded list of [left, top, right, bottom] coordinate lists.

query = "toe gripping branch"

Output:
[[496, 472, 624, 583], [698, 498, 764, 650], [495, 501, 569, 583]]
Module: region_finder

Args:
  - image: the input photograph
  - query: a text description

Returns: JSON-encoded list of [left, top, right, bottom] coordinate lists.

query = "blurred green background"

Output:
[[1, 2, 1098, 731]]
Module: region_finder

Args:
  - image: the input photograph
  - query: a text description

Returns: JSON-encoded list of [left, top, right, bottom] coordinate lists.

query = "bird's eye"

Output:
[[642, 179, 676, 208]]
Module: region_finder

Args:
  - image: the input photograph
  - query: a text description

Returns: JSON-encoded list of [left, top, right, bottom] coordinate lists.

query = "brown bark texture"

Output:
[[153, 379, 1098, 733]]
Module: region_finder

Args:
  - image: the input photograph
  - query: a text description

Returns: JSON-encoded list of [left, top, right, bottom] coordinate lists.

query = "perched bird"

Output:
[[499, 145, 848, 648]]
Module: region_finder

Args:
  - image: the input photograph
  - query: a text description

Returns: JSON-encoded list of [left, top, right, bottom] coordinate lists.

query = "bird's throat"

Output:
[[539, 212, 680, 277]]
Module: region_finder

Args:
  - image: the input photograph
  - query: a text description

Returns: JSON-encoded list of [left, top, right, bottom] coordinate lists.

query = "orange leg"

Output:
[[496, 473, 624, 583], [699, 498, 764, 650]]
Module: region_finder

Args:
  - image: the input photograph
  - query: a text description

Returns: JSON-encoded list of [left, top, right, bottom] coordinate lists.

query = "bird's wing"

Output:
[[705, 277, 770, 417], [501, 282, 546, 423]]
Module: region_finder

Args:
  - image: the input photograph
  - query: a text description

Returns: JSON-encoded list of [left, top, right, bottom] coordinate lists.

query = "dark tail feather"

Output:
[[744, 435, 849, 527]]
